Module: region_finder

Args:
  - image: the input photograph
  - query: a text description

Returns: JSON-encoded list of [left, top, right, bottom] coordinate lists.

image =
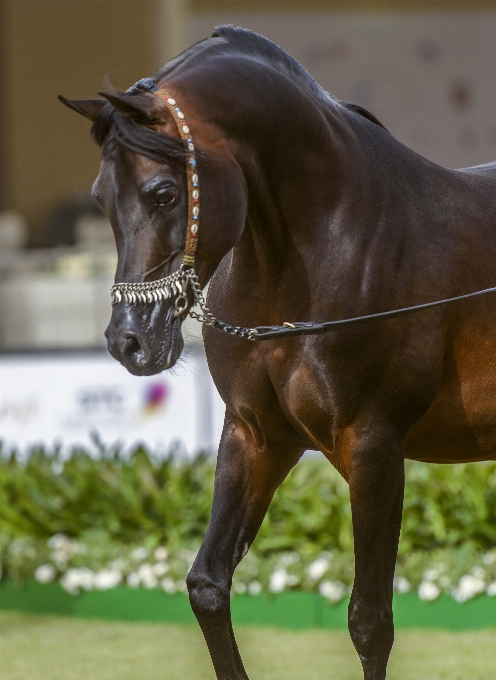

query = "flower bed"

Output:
[[3, 533, 496, 606], [2, 443, 496, 606]]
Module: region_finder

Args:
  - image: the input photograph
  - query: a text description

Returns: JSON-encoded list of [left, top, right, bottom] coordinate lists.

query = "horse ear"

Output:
[[97, 91, 165, 124], [58, 95, 106, 121]]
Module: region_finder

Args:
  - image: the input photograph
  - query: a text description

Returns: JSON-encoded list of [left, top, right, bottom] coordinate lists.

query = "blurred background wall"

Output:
[[2, 0, 496, 245], [1, 0, 156, 239], [1, 0, 496, 453]]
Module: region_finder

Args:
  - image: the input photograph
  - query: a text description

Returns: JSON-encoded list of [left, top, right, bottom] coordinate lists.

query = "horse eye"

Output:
[[155, 187, 176, 206]]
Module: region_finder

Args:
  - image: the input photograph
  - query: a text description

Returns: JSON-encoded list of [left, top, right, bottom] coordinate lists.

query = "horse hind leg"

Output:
[[186, 411, 302, 680], [340, 421, 405, 680]]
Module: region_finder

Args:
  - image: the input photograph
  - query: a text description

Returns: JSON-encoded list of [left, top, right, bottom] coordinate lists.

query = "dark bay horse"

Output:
[[60, 26, 496, 680]]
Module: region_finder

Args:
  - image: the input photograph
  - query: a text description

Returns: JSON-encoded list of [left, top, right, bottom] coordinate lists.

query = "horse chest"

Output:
[[212, 341, 340, 454], [265, 345, 341, 451]]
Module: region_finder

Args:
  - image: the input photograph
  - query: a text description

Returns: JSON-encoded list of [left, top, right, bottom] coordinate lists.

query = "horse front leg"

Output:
[[187, 411, 301, 680], [343, 423, 405, 680]]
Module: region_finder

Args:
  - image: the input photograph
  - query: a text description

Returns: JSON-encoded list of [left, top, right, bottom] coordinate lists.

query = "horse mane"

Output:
[[212, 25, 324, 100], [91, 25, 387, 159]]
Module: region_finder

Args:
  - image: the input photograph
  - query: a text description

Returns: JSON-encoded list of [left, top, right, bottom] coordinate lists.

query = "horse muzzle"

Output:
[[105, 302, 184, 376]]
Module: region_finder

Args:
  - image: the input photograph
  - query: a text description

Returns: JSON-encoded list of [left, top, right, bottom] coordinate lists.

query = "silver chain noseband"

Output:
[[111, 264, 258, 341]]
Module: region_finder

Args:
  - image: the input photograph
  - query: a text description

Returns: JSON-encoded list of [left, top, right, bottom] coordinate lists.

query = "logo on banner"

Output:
[[140, 382, 169, 419]]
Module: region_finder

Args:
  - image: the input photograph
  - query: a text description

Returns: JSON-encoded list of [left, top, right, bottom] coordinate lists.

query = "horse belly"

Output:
[[406, 311, 496, 463]]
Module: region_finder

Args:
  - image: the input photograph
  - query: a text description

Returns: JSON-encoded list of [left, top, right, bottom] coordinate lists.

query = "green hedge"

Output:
[[2, 443, 496, 554], [1, 443, 496, 602]]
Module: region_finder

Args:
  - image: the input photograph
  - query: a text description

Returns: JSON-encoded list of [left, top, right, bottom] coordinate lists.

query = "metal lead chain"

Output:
[[111, 266, 258, 340], [186, 270, 258, 341]]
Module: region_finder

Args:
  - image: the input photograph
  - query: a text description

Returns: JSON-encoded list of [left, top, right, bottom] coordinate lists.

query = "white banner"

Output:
[[0, 351, 225, 457]]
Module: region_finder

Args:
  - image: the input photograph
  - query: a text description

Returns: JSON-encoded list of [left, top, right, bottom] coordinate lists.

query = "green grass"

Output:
[[0, 613, 495, 680]]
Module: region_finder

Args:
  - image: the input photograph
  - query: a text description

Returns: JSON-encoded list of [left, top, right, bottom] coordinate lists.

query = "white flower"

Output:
[[486, 581, 496, 596], [78, 568, 95, 590], [138, 563, 158, 589], [153, 562, 169, 577], [60, 571, 80, 595], [439, 575, 452, 589], [482, 552, 496, 566], [34, 564, 56, 584], [161, 577, 176, 594], [60, 567, 94, 595], [471, 567, 485, 579], [234, 582, 247, 594], [307, 557, 330, 581], [248, 581, 262, 596], [319, 580, 345, 603], [47, 534, 70, 551], [48, 534, 82, 566], [127, 572, 140, 588], [130, 547, 149, 562], [453, 574, 485, 603], [418, 581, 441, 601], [278, 552, 300, 567], [269, 569, 288, 593], [394, 576, 411, 594], [154, 547, 169, 561], [93, 570, 121, 590], [108, 558, 126, 571], [423, 568, 439, 582]]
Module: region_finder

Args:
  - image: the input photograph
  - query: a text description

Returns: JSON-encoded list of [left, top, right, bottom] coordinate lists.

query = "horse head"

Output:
[[60, 26, 377, 379], [59, 64, 248, 375]]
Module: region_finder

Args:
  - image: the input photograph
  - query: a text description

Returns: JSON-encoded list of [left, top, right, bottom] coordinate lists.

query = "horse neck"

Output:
[[223, 94, 444, 323], [231, 96, 363, 283]]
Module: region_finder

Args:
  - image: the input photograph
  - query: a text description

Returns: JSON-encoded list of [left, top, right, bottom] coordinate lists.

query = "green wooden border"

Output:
[[1, 581, 495, 630]]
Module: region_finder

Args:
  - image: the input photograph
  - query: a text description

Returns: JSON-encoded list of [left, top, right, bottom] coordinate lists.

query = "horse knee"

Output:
[[187, 569, 230, 620], [348, 599, 394, 668]]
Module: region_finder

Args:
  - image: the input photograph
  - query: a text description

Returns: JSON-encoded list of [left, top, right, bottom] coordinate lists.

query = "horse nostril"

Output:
[[122, 335, 147, 366]]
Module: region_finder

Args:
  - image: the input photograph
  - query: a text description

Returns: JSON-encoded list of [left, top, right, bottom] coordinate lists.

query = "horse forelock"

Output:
[[90, 95, 187, 164]]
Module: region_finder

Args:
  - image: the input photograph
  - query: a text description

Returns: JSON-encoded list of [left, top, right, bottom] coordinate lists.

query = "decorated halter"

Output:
[[110, 78, 199, 318], [109, 78, 258, 340]]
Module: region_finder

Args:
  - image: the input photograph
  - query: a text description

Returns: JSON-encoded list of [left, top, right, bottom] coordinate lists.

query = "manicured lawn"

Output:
[[0, 612, 494, 680]]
